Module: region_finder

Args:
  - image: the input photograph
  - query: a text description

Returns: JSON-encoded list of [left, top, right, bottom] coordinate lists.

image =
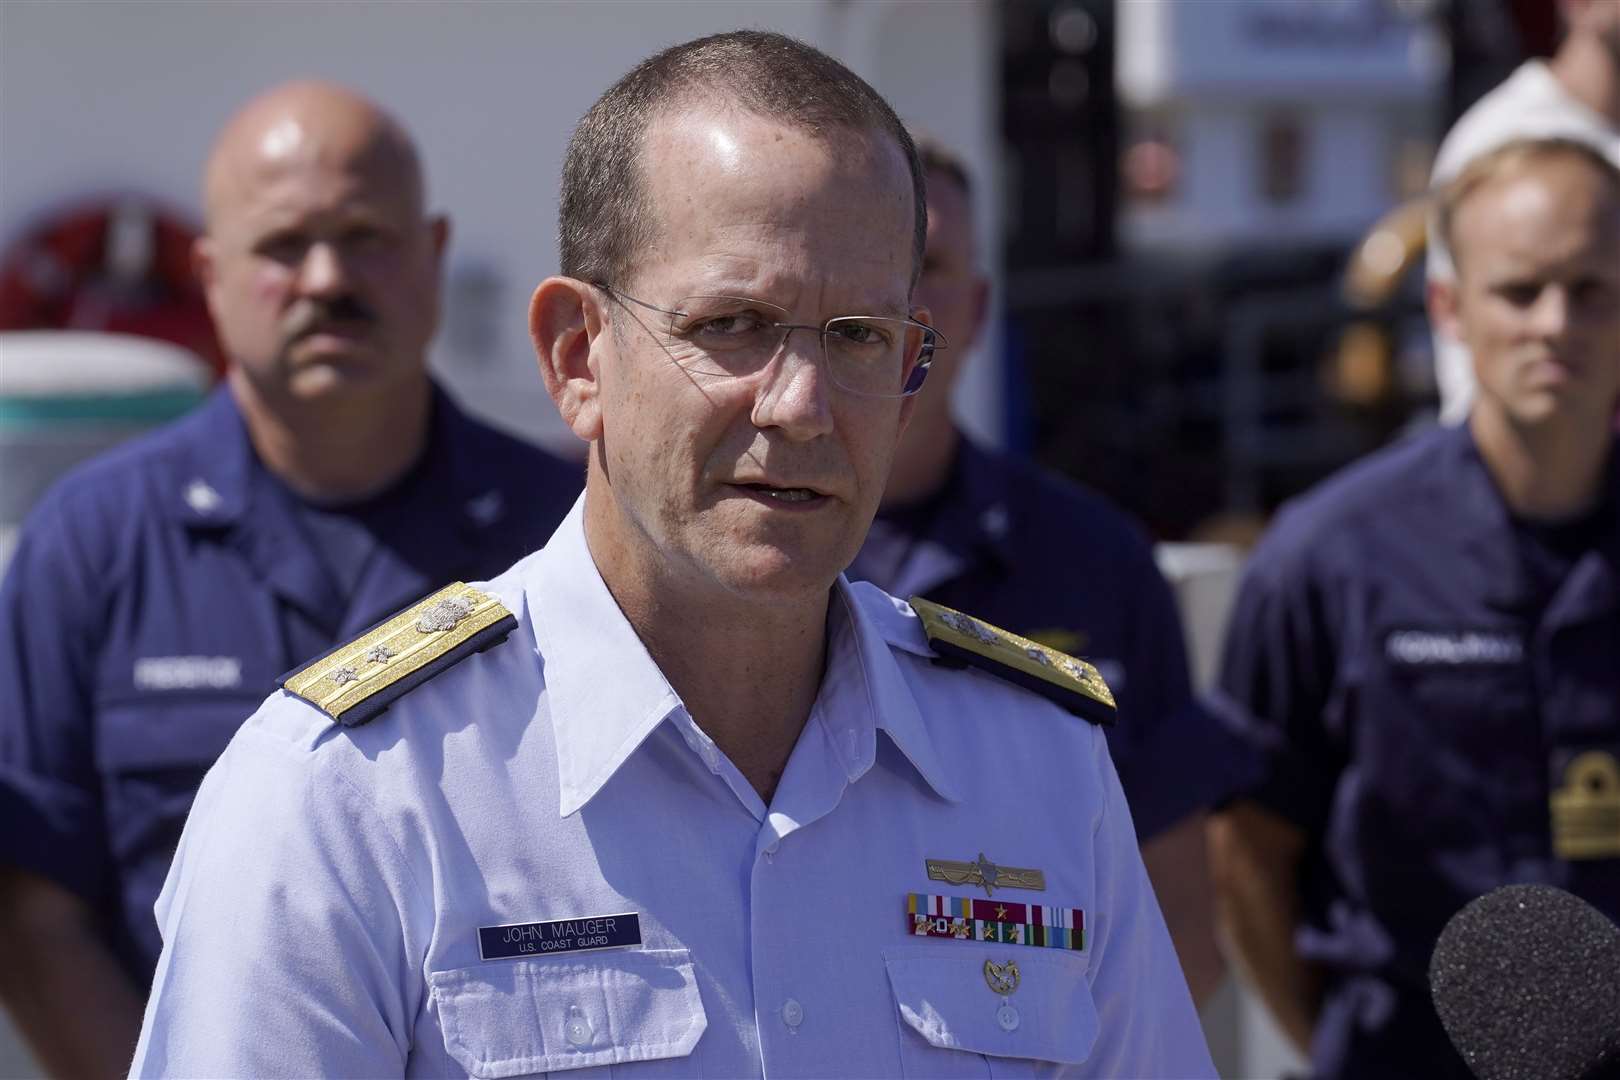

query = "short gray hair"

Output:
[[558, 30, 927, 289]]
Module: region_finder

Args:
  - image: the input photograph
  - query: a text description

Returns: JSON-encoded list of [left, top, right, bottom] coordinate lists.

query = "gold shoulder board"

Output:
[[282, 582, 517, 728], [909, 596, 1116, 726]]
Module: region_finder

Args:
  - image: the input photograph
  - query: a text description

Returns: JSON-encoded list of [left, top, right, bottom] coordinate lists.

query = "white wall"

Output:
[[0, 0, 1003, 453]]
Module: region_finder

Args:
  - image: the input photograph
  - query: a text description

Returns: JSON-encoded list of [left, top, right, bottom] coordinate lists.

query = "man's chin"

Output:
[[705, 539, 849, 601]]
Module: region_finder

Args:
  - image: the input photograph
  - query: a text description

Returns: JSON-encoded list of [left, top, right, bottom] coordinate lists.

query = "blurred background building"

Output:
[[0, 0, 1571, 1076]]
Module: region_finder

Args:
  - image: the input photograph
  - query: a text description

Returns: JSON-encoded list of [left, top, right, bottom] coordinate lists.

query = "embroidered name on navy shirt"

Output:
[[133, 656, 243, 690], [1385, 630, 1523, 667], [478, 913, 642, 961]]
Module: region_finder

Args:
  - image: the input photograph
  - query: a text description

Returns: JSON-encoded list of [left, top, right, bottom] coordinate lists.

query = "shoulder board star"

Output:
[[909, 596, 1116, 726], [281, 582, 517, 728]]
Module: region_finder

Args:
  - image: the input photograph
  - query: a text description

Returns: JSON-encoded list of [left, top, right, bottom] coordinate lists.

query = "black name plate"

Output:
[[478, 912, 642, 961]]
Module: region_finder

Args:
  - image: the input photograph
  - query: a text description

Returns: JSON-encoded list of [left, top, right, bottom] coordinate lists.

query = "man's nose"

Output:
[[296, 241, 350, 299], [750, 328, 835, 440], [1530, 286, 1572, 337]]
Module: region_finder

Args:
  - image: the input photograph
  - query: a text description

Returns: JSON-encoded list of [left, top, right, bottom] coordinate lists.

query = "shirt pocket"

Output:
[[884, 945, 1098, 1078], [430, 948, 707, 1078], [95, 698, 252, 857]]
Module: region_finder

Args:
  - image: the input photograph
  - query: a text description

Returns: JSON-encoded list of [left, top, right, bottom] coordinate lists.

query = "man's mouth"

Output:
[[299, 319, 372, 340], [734, 482, 826, 504]]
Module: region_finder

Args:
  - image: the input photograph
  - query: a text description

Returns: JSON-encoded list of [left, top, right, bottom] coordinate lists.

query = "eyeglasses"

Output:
[[593, 283, 943, 398]]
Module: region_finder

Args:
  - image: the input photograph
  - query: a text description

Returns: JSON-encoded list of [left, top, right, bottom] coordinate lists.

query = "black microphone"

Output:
[[1429, 883, 1620, 1080]]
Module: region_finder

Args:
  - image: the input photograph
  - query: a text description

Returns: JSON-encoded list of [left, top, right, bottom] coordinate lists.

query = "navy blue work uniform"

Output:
[[0, 384, 581, 985], [1213, 423, 1620, 1079], [850, 437, 1252, 840]]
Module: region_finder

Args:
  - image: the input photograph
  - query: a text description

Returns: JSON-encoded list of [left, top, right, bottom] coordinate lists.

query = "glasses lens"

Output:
[[664, 296, 791, 378], [824, 317, 935, 398]]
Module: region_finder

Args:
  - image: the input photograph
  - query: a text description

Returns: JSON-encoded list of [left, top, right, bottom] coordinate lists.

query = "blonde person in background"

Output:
[[1428, 0, 1619, 424], [1212, 137, 1620, 1079]]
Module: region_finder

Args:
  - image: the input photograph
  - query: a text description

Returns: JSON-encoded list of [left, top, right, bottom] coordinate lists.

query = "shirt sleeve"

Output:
[[1209, 535, 1343, 833], [130, 714, 429, 1078], [0, 490, 111, 899], [1081, 728, 1217, 1078], [1108, 546, 1260, 840]]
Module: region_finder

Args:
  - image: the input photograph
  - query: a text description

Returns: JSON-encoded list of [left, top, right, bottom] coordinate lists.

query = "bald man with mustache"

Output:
[[0, 81, 578, 1076]]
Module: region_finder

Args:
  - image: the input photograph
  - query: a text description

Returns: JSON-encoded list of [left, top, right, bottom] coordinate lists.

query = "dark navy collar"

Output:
[[163, 380, 493, 529], [1438, 421, 1619, 614], [908, 436, 1015, 572], [164, 386, 253, 527], [157, 380, 507, 629]]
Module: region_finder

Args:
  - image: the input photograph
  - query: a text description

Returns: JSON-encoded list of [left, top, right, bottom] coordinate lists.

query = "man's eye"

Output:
[[1497, 284, 1541, 308], [1572, 278, 1617, 308], [341, 225, 385, 248], [255, 235, 306, 264], [689, 312, 766, 339], [830, 320, 890, 347]]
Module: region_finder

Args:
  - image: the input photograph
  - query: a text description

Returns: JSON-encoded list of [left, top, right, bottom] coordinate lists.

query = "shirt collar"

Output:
[[925, 438, 1015, 568], [835, 579, 964, 803], [530, 495, 683, 818], [164, 385, 253, 526], [164, 379, 496, 528], [530, 498, 962, 816], [1440, 422, 1620, 611]]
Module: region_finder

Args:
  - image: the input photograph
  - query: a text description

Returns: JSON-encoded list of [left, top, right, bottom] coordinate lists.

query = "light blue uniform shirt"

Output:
[[132, 496, 1213, 1078]]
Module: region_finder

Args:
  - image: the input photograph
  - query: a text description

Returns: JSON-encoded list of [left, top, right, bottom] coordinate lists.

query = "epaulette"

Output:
[[282, 582, 517, 728], [910, 596, 1116, 726]]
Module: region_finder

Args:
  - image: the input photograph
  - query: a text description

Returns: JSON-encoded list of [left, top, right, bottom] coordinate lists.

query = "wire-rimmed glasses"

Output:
[[594, 284, 944, 398]]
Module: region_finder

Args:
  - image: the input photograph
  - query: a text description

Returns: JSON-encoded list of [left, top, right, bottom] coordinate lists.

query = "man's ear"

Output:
[[192, 234, 230, 334], [428, 213, 451, 263], [1427, 277, 1463, 346], [966, 274, 991, 354], [531, 276, 606, 442], [192, 235, 218, 298]]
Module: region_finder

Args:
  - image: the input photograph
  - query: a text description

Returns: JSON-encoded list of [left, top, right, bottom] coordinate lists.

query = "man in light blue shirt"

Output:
[[131, 30, 1212, 1078]]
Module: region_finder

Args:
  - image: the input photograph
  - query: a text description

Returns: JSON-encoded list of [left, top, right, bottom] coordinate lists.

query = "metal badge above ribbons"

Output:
[[927, 852, 1045, 896]]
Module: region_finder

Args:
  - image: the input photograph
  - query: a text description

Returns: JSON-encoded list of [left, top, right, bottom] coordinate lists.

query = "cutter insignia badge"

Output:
[[927, 852, 1046, 896]]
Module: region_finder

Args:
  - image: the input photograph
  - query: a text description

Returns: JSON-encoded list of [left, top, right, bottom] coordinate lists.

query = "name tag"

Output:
[[478, 912, 641, 961], [133, 655, 243, 690], [1385, 629, 1523, 667]]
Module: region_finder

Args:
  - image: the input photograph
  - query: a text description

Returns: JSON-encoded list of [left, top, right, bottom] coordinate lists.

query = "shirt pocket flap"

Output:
[[95, 697, 257, 772], [884, 946, 1098, 1065], [431, 948, 707, 1078]]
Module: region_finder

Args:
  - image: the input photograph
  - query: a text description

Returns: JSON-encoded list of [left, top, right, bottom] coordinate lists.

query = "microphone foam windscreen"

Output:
[[1430, 883, 1620, 1080]]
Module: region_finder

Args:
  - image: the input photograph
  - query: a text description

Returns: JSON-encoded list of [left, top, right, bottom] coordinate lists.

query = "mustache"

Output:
[[280, 295, 377, 342]]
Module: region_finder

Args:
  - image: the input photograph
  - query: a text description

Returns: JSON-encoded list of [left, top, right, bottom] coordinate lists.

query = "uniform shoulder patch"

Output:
[[909, 596, 1116, 726], [282, 582, 517, 728]]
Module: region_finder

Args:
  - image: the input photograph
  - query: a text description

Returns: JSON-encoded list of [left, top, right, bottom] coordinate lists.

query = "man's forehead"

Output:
[[634, 107, 913, 286], [1455, 163, 1620, 262], [205, 90, 423, 230]]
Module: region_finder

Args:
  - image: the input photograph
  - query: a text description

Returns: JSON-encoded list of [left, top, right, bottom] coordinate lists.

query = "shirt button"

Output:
[[765, 839, 780, 855], [997, 1003, 1020, 1032], [781, 998, 804, 1029], [565, 1006, 592, 1047]]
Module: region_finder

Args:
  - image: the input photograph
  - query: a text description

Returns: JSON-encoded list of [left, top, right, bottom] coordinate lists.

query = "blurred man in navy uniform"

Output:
[[1209, 137, 1620, 1078], [0, 81, 579, 1077], [129, 33, 1214, 1078], [849, 138, 1239, 1003]]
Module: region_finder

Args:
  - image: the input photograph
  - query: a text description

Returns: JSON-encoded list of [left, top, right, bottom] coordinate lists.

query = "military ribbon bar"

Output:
[[906, 893, 1085, 951]]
